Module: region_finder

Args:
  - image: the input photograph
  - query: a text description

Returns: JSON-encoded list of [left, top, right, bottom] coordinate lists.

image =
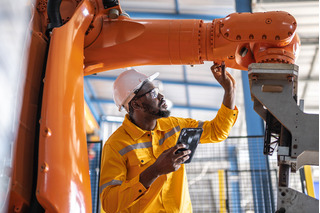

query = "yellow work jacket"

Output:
[[100, 104, 238, 213]]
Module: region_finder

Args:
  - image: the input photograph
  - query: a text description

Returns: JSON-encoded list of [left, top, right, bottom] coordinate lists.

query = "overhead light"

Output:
[[102, 115, 124, 123]]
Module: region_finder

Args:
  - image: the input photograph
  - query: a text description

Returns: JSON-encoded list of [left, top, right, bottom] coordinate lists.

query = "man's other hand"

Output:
[[153, 144, 191, 176], [211, 61, 236, 109]]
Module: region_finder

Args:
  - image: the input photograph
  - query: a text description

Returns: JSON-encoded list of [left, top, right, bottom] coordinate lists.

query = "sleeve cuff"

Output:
[[219, 104, 238, 126], [221, 103, 238, 114], [130, 175, 148, 198]]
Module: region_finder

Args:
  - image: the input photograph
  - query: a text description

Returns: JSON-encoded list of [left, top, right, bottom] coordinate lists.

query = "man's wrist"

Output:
[[224, 87, 235, 95], [139, 164, 160, 189], [148, 164, 161, 178], [223, 92, 235, 110]]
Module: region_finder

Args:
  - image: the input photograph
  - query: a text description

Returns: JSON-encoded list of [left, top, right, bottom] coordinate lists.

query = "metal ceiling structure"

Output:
[[84, 0, 319, 139]]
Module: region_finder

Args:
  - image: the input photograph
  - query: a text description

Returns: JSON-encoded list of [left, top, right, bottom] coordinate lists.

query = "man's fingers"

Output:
[[225, 71, 236, 87], [173, 143, 186, 152], [181, 155, 190, 163], [221, 61, 225, 71], [221, 61, 227, 79], [211, 65, 222, 82], [211, 62, 225, 75], [211, 65, 219, 73], [174, 149, 191, 160], [175, 153, 190, 164]]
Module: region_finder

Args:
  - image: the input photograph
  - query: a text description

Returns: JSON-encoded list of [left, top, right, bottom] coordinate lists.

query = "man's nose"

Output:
[[158, 92, 164, 99]]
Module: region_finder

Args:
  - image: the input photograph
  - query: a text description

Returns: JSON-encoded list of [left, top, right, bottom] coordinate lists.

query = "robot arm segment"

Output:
[[214, 11, 299, 67], [84, 10, 300, 75]]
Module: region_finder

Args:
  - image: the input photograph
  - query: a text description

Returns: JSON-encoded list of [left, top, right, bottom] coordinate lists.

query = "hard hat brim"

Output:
[[119, 71, 159, 111]]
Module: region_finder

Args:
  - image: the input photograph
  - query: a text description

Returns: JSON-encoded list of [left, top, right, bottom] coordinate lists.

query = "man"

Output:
[[100, 62, 238, 213]]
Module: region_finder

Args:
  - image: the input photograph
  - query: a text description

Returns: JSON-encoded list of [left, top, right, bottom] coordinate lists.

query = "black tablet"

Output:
[[176, 128, 203, 164]]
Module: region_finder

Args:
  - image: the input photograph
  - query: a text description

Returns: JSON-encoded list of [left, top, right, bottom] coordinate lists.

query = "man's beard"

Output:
[[142, 100, 170, 118], [158, 109, 171, 118]]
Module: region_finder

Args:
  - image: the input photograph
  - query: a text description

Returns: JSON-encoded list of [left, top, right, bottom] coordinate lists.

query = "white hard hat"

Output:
[[113, 68, 159, 112]]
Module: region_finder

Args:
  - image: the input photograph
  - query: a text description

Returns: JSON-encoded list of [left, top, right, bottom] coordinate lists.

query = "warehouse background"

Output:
[[83, 0, 319, 212]]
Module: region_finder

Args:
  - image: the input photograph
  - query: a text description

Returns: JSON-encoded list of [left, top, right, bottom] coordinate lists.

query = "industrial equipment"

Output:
[[248, 63, 319, 212], [6, 0, 317, 212]]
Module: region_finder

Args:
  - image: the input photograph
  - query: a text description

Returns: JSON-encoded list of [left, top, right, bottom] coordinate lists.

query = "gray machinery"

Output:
[[248, 63, 319, 213]]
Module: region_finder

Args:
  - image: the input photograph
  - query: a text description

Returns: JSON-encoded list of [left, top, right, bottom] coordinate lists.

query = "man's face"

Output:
[[133, 81, 170, 118]]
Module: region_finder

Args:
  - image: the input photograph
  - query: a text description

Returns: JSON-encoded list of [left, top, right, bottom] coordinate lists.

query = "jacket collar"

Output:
[[122, 114, 172, 141], [122, 114, 145, 141]]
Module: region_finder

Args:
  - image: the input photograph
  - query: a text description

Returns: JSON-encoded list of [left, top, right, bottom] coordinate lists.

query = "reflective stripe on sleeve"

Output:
[[197, 121, 204, 128], [99, 179, 123, 195], [159, 125, 180, 145], [119, 141, 152, 156]]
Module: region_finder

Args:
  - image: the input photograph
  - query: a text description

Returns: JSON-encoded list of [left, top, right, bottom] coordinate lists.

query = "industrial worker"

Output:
[[99, 62, 238, 213]]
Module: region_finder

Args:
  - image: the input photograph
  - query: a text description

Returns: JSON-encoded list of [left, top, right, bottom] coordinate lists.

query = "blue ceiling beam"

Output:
[[90, 98, 114, 104], [174, 0, 180, 14], [84, 75, 221, 88], [84, 89, 100, 124], [235, 0, 252, 13], [84, 78, 104, 116]]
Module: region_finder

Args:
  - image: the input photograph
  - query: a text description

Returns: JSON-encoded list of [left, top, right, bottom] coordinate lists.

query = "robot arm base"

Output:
[[277, 187, 319, 213]]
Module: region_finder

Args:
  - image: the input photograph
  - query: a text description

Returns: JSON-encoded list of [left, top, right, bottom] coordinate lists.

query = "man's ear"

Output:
[[130, 99, 141, 110]]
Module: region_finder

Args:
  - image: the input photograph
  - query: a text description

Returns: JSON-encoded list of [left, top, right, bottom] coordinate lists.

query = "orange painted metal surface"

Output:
[[84, 11, 300, 75], [8, 30, 48, 212], [36, 0, 94, 212]]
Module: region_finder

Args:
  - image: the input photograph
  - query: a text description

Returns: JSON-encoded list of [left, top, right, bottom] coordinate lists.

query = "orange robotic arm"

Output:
[[84, 7, 300, 75]]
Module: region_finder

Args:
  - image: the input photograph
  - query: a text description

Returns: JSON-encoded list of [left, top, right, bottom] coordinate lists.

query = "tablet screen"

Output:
[[176, 128, 203, 163]]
